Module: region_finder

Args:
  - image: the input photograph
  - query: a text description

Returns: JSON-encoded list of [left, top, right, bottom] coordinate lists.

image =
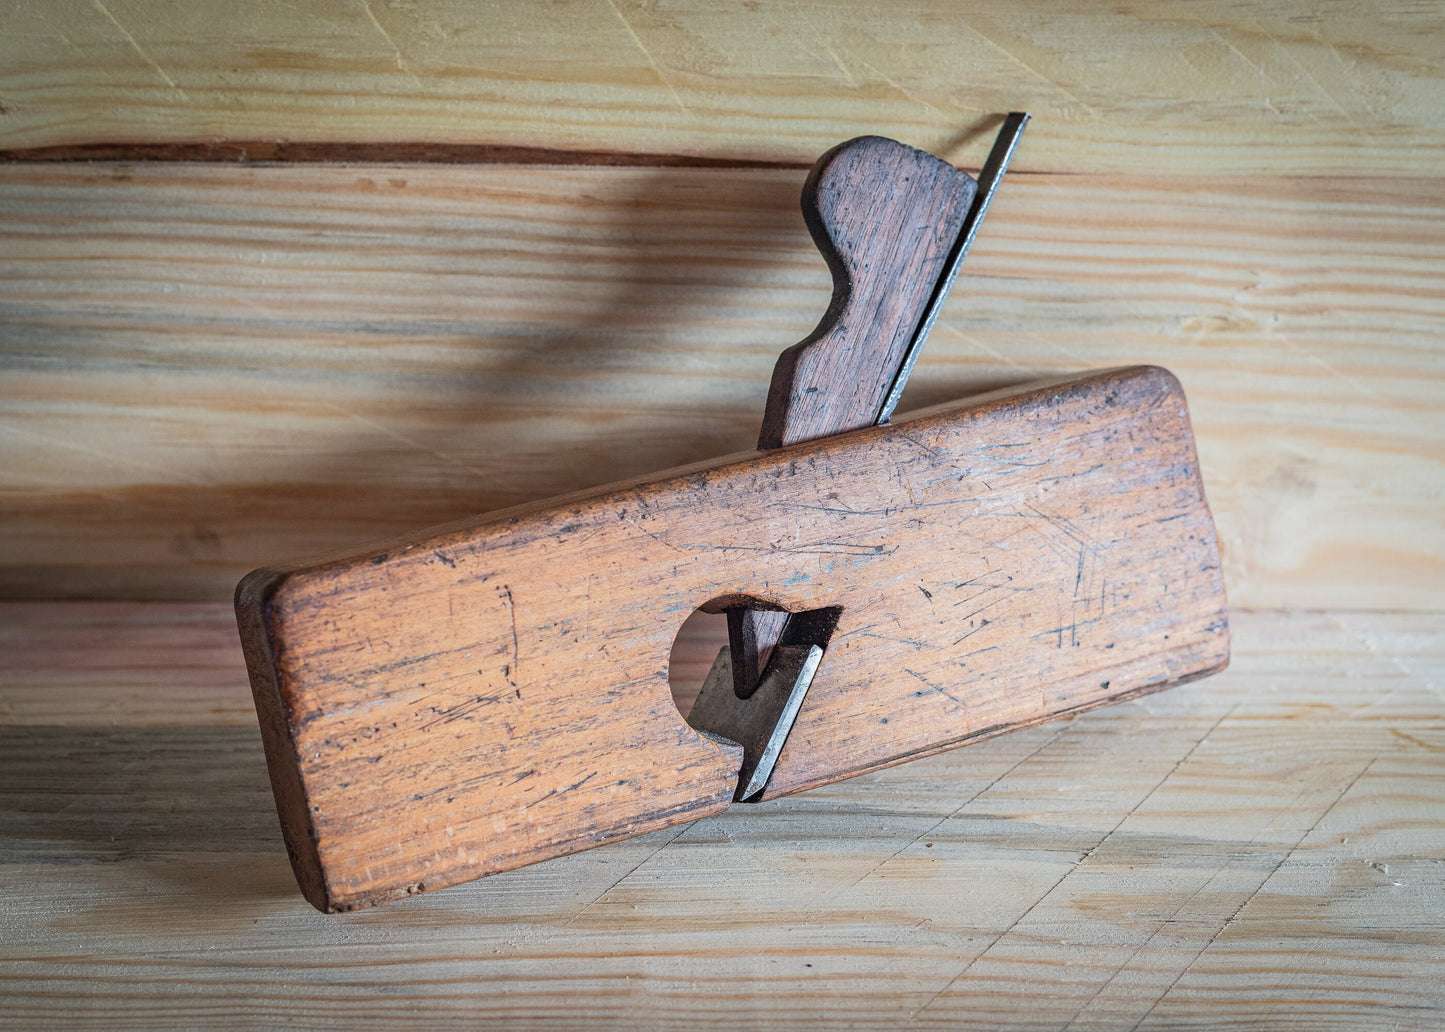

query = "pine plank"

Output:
[[0, 601, 253, 725], [1, 164, 1441, 607], [1, 1, 1443, 176], [0, 606, 1440, 1028]]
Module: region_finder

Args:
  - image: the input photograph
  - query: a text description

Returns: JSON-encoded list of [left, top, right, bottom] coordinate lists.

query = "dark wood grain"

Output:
[[235, 366, 1228, 911], [756, 135, 976, 450], [0, 140, 810, 168], [725, 606, 788, 697]]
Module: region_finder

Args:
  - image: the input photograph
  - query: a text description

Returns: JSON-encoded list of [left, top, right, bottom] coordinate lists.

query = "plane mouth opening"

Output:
[[667, 606, 732, 722], [668, 599, 840, 802]]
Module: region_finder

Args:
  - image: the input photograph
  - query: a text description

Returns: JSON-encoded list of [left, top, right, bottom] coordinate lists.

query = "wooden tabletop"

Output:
[[1, 1, 1443, 1027]]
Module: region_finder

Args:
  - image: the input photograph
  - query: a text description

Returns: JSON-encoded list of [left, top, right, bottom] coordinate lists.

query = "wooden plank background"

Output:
[[2, 165, 1440, 606], [3, 1, 1444, 175], [1, 0, 1442, 1027]]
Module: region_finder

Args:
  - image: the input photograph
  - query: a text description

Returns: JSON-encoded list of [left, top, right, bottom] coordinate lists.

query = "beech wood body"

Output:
[[735, 134, 975, 695], [237, 365, 1227, 911]]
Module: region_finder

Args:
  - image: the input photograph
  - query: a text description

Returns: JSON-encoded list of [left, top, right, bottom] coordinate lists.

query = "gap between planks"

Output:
[[2, 165, 1441, 608], [0, 141, 813, 169]]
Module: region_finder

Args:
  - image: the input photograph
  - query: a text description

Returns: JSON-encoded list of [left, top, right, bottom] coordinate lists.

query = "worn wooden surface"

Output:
[[756, 134, 973, 449], [742, 131, 977, 692], [237, 368, 1226, 910], [1, 0, 1442, 1021], [1, 164, 1441, 607], [0, 603, 1441, 1028], [2, 1, 1444, 176]]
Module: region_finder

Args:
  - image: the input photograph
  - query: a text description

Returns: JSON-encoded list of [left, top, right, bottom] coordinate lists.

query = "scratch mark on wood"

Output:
[[601, 0, 691, 114], [904, 667, 967, 708], [624, 515, 687, 554], [908, 705, 1239, 1024], [849, 725, 1067, 892], [92, 0, 186, 96], [502, 585, 518, 686], [1122, 755, 1381, 1031], [560, 822, 693, 929]]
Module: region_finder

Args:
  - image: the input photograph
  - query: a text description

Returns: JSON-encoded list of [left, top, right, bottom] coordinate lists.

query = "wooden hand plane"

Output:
[[236, 115, 1229, 912]]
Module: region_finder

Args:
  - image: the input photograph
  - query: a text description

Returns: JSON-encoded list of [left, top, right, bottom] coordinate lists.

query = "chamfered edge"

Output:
[[235, 567, 334, 912]]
